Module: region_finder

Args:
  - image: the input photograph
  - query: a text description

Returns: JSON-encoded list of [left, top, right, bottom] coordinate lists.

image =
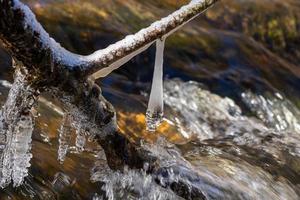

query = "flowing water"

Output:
[[0, 77, 300, 199]]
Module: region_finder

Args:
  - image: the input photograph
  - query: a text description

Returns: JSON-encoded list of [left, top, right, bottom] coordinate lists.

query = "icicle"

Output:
[[75, 128, 86, 153], [57, 113, 72, 163], [0, 63, 37, 188], [146, 38, 165, 132], [0, 114, 34, 188], [11, 114, 34, 187], [0, 69, 35, 188]]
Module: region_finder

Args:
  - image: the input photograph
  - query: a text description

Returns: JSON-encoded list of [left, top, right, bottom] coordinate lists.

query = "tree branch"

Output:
[[0, 0, 218, 82], [83, 0, 218, 79], [0, 0, 219, 196]]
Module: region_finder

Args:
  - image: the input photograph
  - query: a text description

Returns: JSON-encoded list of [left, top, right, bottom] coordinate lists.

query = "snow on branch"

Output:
[[0, 0, 82, 74], [0, 0, 218, 80]]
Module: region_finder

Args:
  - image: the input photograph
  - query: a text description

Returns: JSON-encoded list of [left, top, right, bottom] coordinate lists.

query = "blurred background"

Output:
[[0, 0, 300, 199]]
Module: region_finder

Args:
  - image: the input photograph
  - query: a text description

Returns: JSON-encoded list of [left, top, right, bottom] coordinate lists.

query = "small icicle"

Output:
[[75, 128, 86, 153], [12, 114, 34, 187], [57, 113, 72, 163], [146, 38, 165, 132]]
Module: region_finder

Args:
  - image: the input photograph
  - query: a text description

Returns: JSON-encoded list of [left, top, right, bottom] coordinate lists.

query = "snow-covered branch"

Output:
[[0, 0, 218, 81], [84, 0, 218, 79]]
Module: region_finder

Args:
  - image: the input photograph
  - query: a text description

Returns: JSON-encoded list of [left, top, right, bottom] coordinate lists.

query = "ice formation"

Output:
[[146, 39, 166, 132], [0, 70, 35, 188], [0, 115, 33, 187], [57, 113, 72, 163]]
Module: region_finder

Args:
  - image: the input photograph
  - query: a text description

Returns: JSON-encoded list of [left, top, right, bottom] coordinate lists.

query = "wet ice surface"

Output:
[[0, 78, 300, 199]]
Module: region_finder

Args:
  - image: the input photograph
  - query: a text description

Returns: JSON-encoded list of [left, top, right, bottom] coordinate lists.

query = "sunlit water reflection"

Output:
[[0, 77, 299, 199]]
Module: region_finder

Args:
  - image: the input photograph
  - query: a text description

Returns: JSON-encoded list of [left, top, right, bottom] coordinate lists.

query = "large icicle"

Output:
[[57, 113, 72, 163], [146, 39, 165, 132], [0, 67, 37, 188]]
